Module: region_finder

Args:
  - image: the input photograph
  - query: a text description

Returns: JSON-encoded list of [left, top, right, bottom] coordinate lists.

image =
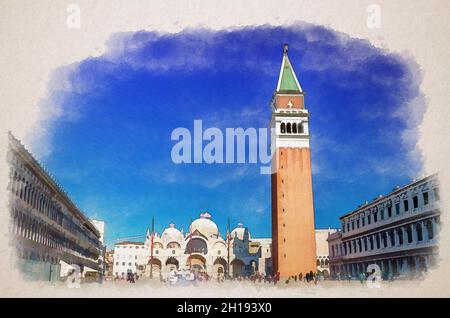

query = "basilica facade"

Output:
[[113, 212, 272, 279], [113, 212, 334, 279]]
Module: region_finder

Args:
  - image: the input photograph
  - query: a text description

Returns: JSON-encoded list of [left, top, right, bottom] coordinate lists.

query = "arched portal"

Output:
[[186, 254, 206, 273], [231, 258, 245, 278], [147, 258, 162, 278], [213, 257, 227, 278], [250, 260, 257, 274], [165, 257, 179, 272]]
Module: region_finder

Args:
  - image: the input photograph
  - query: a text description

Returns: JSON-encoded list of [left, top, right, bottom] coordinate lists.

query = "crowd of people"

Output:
[[110, 267, 412, 286], [110, 269, 333, 286], [226, 271, 327, 285], [114, 271, 140, 283]]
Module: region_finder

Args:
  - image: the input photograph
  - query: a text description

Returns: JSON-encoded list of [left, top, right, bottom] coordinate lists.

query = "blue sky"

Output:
[[38, 25, 424, 249]]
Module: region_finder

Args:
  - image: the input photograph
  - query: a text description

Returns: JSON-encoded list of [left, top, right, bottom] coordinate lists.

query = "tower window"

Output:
[[292, 123, 297, 133], [286, 123, 292, 133], [298, 123, 304, 133], [280, 123, 286, 134]]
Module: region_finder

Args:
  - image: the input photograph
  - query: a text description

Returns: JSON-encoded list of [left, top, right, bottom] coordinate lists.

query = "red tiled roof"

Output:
[[115, 241, 144, 246]]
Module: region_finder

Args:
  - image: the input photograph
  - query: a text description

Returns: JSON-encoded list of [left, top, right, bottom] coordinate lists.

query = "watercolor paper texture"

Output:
[[0, 0, 449, 297]]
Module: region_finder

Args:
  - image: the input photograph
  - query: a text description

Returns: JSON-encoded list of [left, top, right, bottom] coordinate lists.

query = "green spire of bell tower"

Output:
[[276, 44, 303, 94]]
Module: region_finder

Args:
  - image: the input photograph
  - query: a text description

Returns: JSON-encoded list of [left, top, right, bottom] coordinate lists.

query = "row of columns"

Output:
[[11, 168, 101, 249], [342, 217, 439, 256], [331, 255, 433, 279], [11, 208, 100, 261]]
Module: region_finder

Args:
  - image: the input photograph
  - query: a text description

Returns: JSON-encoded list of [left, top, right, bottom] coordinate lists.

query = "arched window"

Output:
[[389, 230, 395, 246], [280, 122, 286, 134], [153, 242, 163, 249], [185, 238, 208, 254], [292, 123, 297, 133], [286, 123, 292, 134], [316, 259, 320, 266], [426, 220, 434, 240], [397, 228, 403, 245], [298, 123, 304, 133], [416, 223, 423, 241], [19, 178, 25, 200], [407, 226, 413, 243], [382, 232, 387, 247]]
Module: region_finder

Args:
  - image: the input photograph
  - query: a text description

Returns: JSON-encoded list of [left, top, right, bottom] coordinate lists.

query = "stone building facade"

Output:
[[315, 228, 337, 275], [7, 133, 103, 281], [328, 174, 441, 279]]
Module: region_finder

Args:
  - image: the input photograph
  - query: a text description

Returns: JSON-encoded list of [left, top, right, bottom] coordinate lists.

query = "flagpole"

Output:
[[150, 216, 154, 279], [189, 218, 193, 271], [227, 218, 230, 280]]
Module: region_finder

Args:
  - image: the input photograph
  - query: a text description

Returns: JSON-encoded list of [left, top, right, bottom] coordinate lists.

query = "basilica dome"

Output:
[[161, 223, 183, 243], [231, 223, 250, 240], [190, 212, 219, 238]]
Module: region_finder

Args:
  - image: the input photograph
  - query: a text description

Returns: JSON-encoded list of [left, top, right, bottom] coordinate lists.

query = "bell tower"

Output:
[[270, 44, 317, 277]]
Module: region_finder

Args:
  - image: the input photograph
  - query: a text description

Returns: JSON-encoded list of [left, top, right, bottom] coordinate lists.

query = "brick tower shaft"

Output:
[[270, 44, 317, 278]]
